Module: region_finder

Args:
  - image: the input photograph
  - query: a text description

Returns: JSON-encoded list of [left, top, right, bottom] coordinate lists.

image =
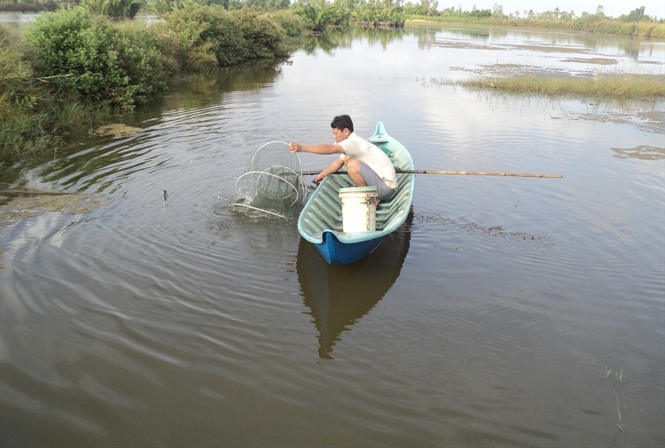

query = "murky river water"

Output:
[[1, 24, 664, 446]]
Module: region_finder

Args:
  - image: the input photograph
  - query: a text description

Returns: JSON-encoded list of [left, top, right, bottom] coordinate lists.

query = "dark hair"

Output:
[[330, 115, 354, 132]]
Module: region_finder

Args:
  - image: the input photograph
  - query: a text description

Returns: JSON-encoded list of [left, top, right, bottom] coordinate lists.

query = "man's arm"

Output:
[[315, 157, 345, 183], [288, 142, 345, 155]]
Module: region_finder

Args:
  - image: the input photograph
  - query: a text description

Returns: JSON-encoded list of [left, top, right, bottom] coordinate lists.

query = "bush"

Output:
[[0, 26, 46, 163], [0, 25, 108, 166], [25, 7, 169, 110], [270, 9, 309, 37], [234, 9, 285, 59], [162, 4, 285, 72], [293, 2, 350, 33]]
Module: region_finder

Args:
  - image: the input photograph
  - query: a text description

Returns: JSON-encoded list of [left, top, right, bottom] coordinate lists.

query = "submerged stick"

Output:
[[0, 189, 71, 197], [300, 169, 563, 178]]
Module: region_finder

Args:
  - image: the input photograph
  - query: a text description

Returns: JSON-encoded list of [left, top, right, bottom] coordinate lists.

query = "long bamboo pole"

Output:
[[300, 169, 563, 178]]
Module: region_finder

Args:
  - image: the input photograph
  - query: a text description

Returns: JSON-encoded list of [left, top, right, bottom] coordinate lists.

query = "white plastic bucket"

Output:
[[339, 186, 377, 232]]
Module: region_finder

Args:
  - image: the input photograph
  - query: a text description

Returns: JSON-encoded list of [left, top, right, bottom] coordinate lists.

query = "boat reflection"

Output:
[[297, 210, 413, 359]]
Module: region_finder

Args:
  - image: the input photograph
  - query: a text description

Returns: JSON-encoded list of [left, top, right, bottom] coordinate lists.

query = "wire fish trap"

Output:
[[233, 141, 308, 218]]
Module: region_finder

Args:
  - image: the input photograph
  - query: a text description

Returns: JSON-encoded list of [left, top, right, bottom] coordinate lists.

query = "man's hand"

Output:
[[288, 142, 301, 154]]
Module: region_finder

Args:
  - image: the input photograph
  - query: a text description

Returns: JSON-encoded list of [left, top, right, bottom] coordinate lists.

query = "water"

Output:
[[1, 25, 664, 446]]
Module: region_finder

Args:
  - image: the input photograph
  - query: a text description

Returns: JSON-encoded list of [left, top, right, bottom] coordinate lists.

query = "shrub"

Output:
[[0, 25, 46, 163], [235, 9, 285, 58], [162, 4, 285, 72], [0, 25, 107, 166], [25, 7, 169, 110], [165, 4, 248, 70], [270, 9, 309, 37]]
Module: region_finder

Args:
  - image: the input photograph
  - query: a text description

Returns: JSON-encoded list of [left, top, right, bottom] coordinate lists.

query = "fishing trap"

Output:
[[233, 141, 309, 218]]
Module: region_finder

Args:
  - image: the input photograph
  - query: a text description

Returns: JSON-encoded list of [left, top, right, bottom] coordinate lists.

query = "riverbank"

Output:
[[0, 5, 308, 169]]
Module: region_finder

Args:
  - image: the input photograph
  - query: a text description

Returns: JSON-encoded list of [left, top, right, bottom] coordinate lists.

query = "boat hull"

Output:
[[317, 231, 384, 264]]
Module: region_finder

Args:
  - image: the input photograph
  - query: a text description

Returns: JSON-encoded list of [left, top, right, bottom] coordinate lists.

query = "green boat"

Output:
[[297, 122, 415, 264]]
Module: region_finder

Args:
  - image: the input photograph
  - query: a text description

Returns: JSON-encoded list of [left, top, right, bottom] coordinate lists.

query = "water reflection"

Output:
[[297, 210, 413, 359], [30, 59, 287, 192], [405, 22, 664, 63], [302, 26, 407, 54], [161, 59, 286, 111], [300, 34, 340, 54]]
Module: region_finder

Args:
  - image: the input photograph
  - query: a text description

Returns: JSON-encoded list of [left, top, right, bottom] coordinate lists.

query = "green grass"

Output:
[[0, 25, 112, 168], [407, 16, 665, 38], [454, 74, 665, 100]]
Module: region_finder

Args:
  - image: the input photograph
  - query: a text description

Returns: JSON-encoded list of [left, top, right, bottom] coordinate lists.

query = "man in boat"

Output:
[[288, 115, 397, 202]]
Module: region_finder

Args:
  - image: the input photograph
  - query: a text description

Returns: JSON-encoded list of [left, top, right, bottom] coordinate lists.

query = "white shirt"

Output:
[[337, 132, 397, 189]]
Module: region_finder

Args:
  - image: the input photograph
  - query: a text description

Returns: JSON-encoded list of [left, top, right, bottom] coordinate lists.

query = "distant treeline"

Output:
[[417, 4, 665, 38], [1, 1, 663, 35]]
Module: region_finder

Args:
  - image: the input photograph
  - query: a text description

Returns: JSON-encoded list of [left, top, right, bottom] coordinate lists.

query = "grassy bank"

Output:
[[0, 5, 309, 169], [452, 74, 665, 100], [410, 16, 665, 39], [1, 25, 113, 166]]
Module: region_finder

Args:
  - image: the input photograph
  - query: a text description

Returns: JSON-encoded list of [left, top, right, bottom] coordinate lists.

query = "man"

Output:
[[288, 115, 397, 201]]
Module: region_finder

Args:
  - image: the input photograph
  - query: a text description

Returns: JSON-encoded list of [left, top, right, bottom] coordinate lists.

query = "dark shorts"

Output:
[[359, 162, 396, 201]]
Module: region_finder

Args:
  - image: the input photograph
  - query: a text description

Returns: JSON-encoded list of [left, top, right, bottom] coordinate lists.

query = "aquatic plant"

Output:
[[453, 74, 665, 100], [615, 367, 625, 386], [603, 365, 613, 380]]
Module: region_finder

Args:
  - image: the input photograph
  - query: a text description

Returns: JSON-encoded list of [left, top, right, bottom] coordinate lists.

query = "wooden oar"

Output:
[[300, 169, 563, 178]]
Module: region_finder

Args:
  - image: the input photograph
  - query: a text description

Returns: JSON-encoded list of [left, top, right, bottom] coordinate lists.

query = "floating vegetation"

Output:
[[562, 57, 618, 65], [0, 192, 109, 228], [95, 124, 143, 139], [0, 187, 70, 197], [571, 110, 664, 135], [612, 145, 665, 161], [450, 63, 576, 79], [454, 74, 665, 99], [512, 44, 590, 54], [414, 210, 554, 249]]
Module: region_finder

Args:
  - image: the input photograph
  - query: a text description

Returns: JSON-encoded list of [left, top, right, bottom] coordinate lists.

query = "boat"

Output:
[[297, 122, 415, 264]]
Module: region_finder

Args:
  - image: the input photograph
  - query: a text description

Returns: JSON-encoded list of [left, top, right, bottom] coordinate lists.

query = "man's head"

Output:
[[330, 115, 354, 143]]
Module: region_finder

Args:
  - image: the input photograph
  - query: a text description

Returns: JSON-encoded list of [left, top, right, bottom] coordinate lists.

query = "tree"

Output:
[[628, 6, 646, 22], [420, 0, 437, 16], [81, 0, 144, 20]]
